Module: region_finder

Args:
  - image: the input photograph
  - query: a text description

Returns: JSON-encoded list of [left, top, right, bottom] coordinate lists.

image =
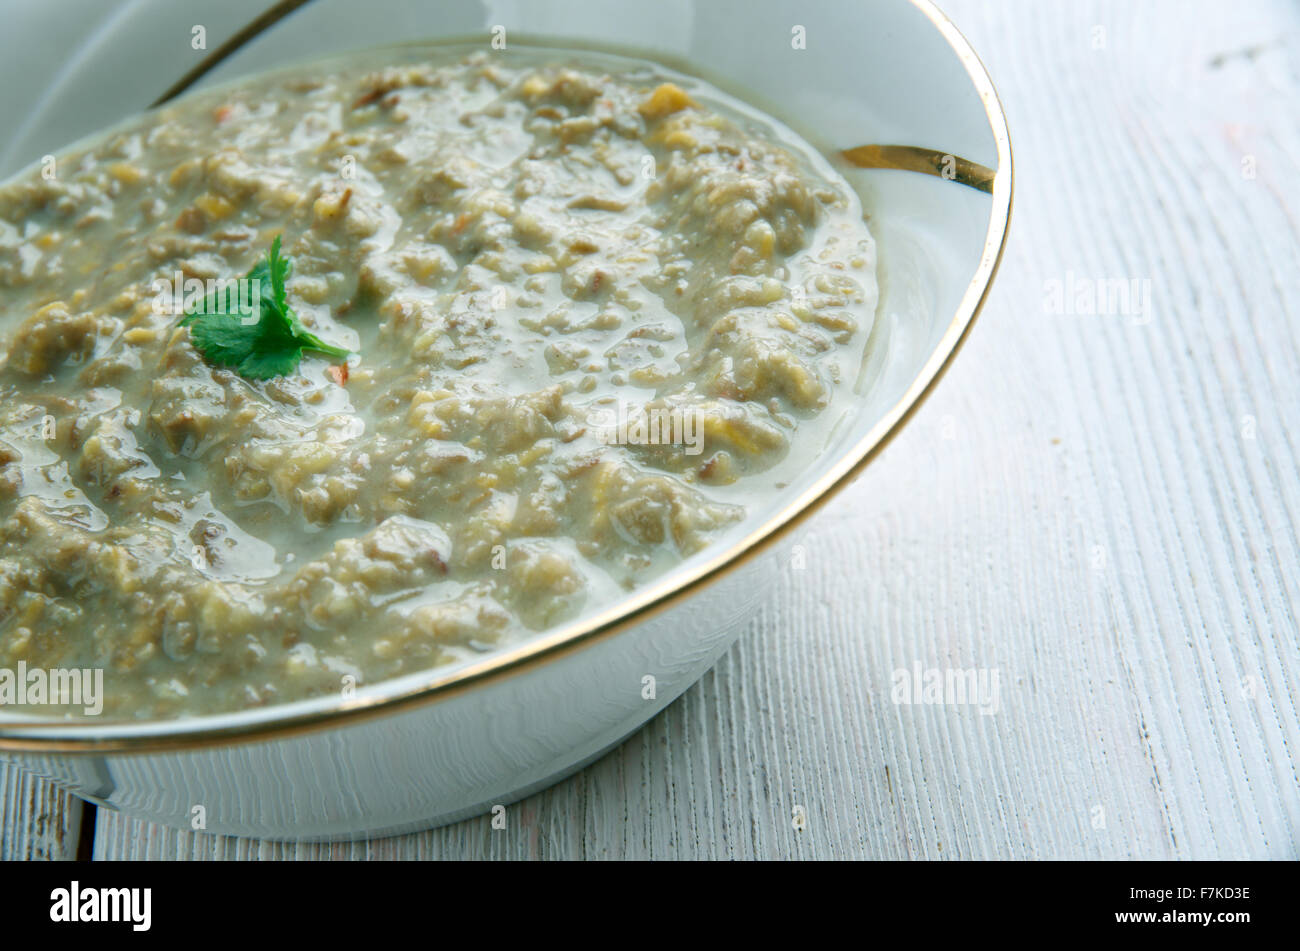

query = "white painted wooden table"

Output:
[[3, 0, 1298, 860]]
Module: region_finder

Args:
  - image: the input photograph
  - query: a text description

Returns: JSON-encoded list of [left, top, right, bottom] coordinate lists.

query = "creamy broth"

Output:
[[0, 45, 877, 718]]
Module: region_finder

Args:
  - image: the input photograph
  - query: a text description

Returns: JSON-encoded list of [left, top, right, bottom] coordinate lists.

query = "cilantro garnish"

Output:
[[180, 236, 351, 381]]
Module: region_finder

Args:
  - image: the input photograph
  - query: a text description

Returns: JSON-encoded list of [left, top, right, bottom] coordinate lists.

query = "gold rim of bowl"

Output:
[[0, 0, 1014, 753]]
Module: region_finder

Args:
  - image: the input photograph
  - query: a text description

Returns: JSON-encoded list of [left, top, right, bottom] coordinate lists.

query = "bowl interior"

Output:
[[0, 0, 1008, 738]]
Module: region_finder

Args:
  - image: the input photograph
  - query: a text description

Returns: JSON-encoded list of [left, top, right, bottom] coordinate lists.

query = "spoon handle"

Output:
[[841, 144, 996, 193]]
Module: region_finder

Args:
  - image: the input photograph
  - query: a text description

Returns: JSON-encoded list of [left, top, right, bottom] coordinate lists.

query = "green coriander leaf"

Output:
[[290, 315, 353, 361], [185, 311, 263, 367], [264, 234, 291, 310], [179, 235, 352, 382], [236, 342, 303, 380]]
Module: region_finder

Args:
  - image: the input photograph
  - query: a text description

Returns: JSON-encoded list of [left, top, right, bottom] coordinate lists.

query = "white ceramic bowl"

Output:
[[0, 0, 1011, 839]]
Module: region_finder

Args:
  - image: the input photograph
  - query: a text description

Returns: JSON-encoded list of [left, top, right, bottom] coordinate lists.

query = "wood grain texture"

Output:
[[0, 763, 84, 861], [10, 0, 1300, 859]]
